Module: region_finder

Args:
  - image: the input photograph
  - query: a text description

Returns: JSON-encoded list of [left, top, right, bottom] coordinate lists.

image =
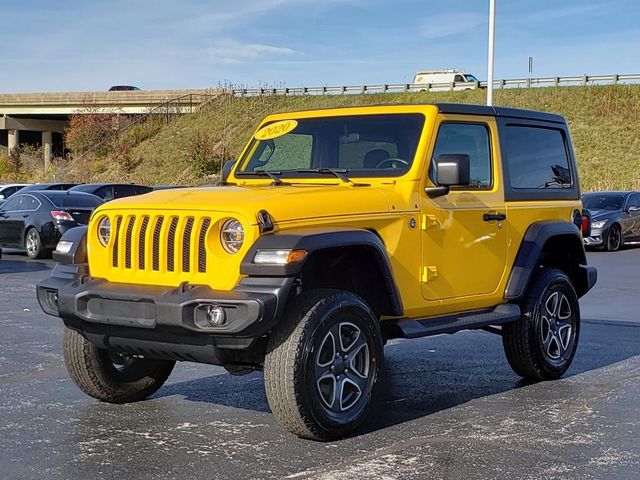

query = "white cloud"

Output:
[[208, 40, 296, 63], [421, 12, 486, 39]]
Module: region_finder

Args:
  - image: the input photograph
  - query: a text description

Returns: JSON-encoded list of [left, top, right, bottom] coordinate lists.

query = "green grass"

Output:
[[56, 85, 640, 191]]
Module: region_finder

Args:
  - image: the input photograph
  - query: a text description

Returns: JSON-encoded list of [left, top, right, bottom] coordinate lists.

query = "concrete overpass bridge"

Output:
[[0, 88, 218, 167]]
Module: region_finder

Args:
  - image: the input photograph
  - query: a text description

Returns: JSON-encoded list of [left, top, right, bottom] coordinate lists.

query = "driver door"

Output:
[[420, 115, 508, 308]]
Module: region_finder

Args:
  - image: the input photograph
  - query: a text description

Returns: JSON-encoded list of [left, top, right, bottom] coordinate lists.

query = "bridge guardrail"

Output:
[[230, 73, 640, 97]]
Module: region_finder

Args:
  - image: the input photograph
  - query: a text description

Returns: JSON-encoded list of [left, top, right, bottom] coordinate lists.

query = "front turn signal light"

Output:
[[253, 249, 307, 265]]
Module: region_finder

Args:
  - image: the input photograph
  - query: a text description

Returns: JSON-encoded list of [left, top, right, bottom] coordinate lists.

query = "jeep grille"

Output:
[[110, 215, 211, 274]]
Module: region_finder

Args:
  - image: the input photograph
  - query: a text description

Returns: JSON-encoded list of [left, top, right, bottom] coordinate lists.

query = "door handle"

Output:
[[483, 212, 506, 222]]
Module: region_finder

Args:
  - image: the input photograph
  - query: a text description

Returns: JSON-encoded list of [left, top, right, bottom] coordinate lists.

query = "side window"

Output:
[[1, 197, 22, 211], [20, 196, 40, 210], [431, 123, 492, 190], [96, 186, 114, 201], [454, 75, 465, 82], [504, 126, 571, 189], [628, 194, 640, 209], [114, 185, 135, 198], [135, 186, 153, 195]]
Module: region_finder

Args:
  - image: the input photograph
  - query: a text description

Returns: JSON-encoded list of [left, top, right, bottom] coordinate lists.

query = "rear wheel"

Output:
[[25, 227, 47, 259], [264, 289, 383, 441], [63, 328, 175, 403], [605, 223, 622, 251], [502, 268, 580, 380]]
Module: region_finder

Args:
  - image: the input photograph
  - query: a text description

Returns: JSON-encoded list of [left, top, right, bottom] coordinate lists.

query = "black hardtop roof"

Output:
[[279, 102, 566, 124], [434, 103, 566, 123]]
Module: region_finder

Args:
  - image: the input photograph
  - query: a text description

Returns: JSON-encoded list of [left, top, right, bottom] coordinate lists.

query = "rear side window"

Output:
[[19, 196, 40, 210], [114, 185, 136, 198], [504, 126, 572, 189]]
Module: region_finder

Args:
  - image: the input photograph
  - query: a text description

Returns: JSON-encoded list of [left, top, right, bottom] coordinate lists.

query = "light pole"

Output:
[[486, 0, 496, 106]]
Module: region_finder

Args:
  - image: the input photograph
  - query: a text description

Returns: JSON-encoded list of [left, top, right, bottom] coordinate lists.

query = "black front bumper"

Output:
[[37, 264, 294, 363]]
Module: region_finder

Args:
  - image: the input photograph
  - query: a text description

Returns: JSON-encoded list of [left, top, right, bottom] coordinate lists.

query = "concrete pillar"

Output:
[[8, 129, 19, 154], [42, 130, 52, 170]]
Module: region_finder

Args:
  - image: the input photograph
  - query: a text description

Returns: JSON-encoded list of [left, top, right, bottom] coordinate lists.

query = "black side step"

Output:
[[392, 304, 521, 339]]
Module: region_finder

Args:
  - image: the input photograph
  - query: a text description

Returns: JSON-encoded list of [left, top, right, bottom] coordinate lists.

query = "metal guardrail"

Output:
[[230, 73, 640, 97]]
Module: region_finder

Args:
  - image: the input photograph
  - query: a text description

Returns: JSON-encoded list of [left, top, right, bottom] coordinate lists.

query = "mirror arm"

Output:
[[424, 186, 450, 198]]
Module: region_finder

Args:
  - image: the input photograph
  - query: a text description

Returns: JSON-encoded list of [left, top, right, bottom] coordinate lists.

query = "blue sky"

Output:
[[1, 0, 638, 92]]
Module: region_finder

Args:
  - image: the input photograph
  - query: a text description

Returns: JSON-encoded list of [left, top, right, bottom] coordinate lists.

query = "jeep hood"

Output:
[[98, 185, 392, 224]]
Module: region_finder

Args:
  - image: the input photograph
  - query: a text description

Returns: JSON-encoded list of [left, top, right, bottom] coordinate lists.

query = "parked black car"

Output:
[[17, 183, 78, 195], [69, 183, 152, 201], [582, 191, 640, 251], [0, 191, 103, 259]]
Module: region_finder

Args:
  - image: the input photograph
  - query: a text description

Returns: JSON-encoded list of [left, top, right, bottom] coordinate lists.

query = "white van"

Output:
[[413, 69, 480, 92]]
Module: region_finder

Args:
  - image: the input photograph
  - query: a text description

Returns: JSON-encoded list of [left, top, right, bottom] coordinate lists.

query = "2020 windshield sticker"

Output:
[[254, 120, 298, 140]]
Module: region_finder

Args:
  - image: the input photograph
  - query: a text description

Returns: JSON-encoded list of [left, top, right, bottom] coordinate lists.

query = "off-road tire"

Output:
[[63, 328, 175, 403], [503, 268, 580, 380], [264, 289, 384, 441]]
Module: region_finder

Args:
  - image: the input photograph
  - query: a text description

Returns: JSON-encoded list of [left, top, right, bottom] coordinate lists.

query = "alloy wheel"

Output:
[[314, 321, 371, 413], [539, 291, 574, 362], [26, 229, 40, 257], [607, 225, 621, 251]]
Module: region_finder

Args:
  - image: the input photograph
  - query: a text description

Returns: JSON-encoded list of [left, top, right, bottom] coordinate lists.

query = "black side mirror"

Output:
[[425, 154, 471, 198], [221, 160, 236, 184]]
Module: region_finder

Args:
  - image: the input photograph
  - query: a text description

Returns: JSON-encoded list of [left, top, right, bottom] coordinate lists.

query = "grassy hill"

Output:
[[11, 85, 640, 191]]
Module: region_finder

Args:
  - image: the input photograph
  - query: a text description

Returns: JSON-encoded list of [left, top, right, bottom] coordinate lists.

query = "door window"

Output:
[[1, 197, 22, 211], [96, 186, 114, 201], [114, 185, 136, 198], [431, 123, 492, 189], [628, 194, 640, 209]]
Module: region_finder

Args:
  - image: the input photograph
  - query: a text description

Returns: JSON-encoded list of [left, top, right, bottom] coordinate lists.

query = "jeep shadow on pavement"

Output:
[[37, 103, 596, 441]]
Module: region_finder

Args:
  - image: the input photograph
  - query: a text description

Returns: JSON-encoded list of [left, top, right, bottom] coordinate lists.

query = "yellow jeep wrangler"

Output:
[[38, 103, 597, 440]]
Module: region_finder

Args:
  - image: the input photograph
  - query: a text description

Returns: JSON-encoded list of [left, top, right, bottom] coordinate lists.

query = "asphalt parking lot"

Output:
[[1, 247, 639, 479]]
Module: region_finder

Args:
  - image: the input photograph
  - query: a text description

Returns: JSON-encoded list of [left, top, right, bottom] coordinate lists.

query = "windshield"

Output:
[[237, 114, 425, 178], [583, 194, 626, 211]]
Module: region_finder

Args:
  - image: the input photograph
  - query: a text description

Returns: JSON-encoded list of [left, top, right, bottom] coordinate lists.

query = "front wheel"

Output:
[[63, 328, 175, 403], [264, 289, 384, 441], [502, 268, 580, 380], [605, 223, 622, 251]]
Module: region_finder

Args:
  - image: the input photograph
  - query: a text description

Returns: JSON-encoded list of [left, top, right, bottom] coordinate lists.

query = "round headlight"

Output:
[[220, 218, 244, 254], [97, 217, 111, 247]]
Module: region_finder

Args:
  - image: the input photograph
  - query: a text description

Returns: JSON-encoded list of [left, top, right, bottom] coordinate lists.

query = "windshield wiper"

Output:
[[296, 168, 353, 184], [251, 168, 287, 185]]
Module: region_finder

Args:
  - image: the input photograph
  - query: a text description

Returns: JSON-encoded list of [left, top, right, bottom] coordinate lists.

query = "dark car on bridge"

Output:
[[108, 85, 141, 91], [69, 183, 152, 202], [583, 191, 640, 251], [0, 191, 103, 259]]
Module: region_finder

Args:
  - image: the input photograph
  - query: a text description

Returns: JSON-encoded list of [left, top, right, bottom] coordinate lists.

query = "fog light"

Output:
[[206, 305, 226, 326]]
